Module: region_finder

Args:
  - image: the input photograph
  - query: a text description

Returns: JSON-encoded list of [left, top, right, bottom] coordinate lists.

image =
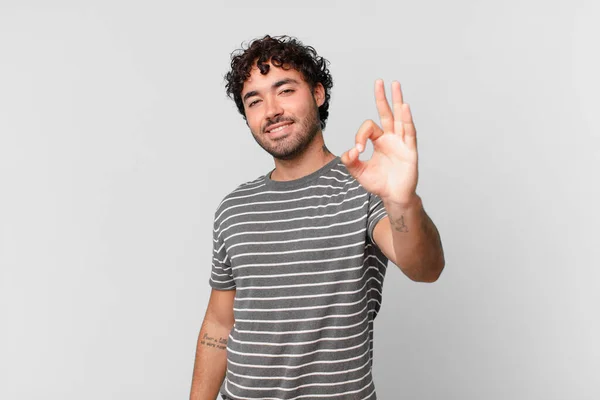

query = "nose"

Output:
[[263, 96, 283, 121]]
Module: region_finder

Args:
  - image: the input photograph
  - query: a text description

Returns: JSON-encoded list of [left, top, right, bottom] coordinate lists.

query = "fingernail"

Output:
[[356, 143, 364, 152]]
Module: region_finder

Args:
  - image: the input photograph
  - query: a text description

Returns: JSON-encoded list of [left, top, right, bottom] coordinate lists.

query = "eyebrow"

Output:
[[242, 78, 300, 103]]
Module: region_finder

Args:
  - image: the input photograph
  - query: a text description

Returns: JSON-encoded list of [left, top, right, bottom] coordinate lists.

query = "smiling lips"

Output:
[[265, 121, 294, 138]]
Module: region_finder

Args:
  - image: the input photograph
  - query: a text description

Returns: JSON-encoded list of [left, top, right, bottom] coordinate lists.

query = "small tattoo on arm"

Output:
[[200, 333, 228, 350], [392, 215, 409, 233]]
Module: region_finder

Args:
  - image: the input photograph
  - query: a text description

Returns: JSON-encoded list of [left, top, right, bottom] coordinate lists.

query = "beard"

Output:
[[250, 103, 321, 161]]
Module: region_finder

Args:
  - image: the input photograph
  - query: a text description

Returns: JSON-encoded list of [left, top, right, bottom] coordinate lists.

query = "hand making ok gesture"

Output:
[[341, 79, 419, 206]]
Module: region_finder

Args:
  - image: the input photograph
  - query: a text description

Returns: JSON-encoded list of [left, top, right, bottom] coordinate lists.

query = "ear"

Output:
[[313, 83, 325, 107]]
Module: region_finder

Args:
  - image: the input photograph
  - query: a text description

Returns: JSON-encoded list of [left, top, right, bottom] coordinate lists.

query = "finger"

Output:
[[340, 147, 367, 180], [375, 79, 394, 133], [354, 119, 384, 153], [402, 103, 417, 148], [391, 81, 405, 138]]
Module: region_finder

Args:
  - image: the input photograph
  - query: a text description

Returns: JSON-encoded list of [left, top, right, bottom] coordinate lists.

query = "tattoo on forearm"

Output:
[[392, 215, 409, 233], [200, 333, 227, 350]]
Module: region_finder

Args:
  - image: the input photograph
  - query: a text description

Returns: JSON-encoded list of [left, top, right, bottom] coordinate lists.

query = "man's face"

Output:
[[240, 62, 325, 160]]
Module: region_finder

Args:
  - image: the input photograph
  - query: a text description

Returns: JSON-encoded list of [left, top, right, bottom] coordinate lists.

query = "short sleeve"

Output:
[[367, 192, 388, 243], [208, 216, 236, 290]]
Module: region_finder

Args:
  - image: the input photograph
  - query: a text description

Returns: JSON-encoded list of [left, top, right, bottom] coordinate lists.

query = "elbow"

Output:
[[418, 270, 442, 283], [407, 258, 445, 283]]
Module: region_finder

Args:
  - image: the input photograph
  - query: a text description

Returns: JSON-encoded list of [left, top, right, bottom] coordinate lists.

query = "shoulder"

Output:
[[320, 160, 369, 195], [212, 174, 268, 227], [325, 160, 352, 180], [315, 159, 353, 186]]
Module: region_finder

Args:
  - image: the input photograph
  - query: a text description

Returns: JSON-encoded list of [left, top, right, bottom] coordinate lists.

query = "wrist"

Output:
[[382, 193, 422, 211]]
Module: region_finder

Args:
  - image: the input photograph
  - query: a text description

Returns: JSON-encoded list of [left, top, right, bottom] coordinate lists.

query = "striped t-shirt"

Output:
[[209, 156, 389, 400]]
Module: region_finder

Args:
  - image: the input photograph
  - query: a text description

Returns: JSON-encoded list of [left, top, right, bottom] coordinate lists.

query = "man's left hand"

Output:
[[341, 79, 419, 207]]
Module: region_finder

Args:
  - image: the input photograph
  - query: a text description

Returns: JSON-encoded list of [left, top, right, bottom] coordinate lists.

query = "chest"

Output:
[[222, 189, 371, 288]]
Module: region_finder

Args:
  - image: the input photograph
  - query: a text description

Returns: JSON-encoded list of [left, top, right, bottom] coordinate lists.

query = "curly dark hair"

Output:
[[224, 35, 333, 130]]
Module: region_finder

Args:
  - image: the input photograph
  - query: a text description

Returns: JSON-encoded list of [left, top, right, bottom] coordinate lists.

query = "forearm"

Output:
[[383, 194, 445, 282], [190, 318, 231, 400]]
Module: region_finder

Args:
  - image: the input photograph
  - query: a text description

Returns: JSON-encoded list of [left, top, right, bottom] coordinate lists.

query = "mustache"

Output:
[[263, 117, 295, 133]]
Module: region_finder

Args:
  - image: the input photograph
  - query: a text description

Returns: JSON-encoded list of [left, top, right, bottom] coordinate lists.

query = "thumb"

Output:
[[340, 147, 367, 180]]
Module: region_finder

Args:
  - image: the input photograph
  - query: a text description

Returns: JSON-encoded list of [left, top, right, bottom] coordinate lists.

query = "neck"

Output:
[[270, 132, 336, 181]]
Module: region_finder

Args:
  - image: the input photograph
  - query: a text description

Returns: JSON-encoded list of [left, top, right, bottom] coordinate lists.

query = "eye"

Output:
[[248, 99, 261, 108], [280, 89, 294, 95]]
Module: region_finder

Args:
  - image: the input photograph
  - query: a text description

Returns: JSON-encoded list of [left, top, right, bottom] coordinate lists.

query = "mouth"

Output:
[[265, 121, 294, 139]]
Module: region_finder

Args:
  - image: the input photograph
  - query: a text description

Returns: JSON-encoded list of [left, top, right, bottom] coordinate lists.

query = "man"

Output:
[[190, 35, 445, 400]]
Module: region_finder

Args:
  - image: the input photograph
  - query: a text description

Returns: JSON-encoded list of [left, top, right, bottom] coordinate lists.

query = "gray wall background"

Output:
[[1, 0, 598, 399]]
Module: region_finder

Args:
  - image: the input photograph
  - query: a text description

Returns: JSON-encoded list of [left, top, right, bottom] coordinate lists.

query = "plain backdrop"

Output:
[[1, 1, 599, 399]]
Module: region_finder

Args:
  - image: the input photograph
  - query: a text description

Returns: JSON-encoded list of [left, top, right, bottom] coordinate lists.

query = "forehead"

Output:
[[242, 63, 307, 95]]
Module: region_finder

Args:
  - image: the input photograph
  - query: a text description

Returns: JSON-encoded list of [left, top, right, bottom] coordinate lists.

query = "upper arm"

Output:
[[372, 216, 398, 266], [205, 288, 236, 329]]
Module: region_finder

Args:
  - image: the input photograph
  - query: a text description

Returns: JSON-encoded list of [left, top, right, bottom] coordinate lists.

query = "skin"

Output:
[[340, 79, 445, 282], [241, 62, 336, 181], [190, 63, 445, 400], [190, 289, 234, 400]]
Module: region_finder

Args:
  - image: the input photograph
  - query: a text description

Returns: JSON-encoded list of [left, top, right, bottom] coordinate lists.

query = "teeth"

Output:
[[270, 124, 291, 133]]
